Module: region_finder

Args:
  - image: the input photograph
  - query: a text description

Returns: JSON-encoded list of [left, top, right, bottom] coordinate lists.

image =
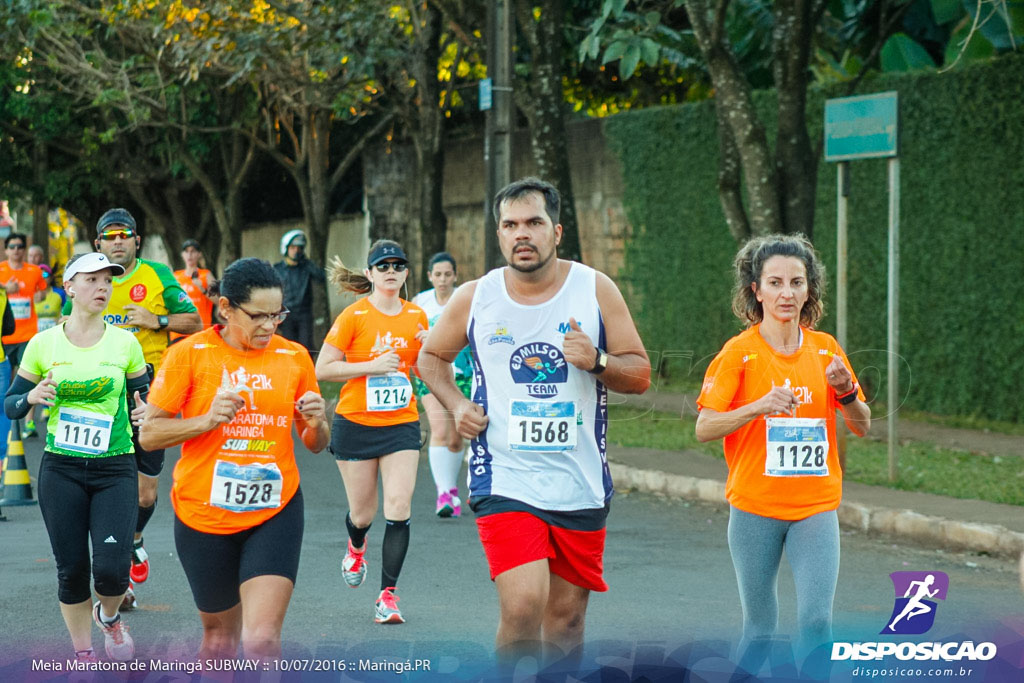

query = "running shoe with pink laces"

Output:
[[435, 490, 455, 518], [93, 601, 135, 661], [448, 488, 462, 518], [342, 539, 368, 587], [374, 587, 404, 624]]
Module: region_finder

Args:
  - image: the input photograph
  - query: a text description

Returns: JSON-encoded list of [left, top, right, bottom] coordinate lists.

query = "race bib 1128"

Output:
[[764, 417, 829, 477]]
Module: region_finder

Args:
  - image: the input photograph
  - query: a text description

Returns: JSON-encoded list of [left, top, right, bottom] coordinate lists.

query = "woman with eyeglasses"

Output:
[[139, 258, 329, 661], [315, 239, 428, 625]]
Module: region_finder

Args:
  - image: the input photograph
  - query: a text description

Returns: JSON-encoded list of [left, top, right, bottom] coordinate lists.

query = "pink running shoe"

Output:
[[448, 488, 462, 518], [374, 587, 405, 624], [435, 490, 454, 518]]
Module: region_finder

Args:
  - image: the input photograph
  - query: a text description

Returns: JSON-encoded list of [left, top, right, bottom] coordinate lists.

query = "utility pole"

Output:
[[483, 0, 513, 270]]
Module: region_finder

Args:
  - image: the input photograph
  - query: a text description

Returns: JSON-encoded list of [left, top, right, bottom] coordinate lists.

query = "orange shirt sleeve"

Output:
[[323, 309, 356, 355], [33, 268, 45, 294], [293, 343, 319, 400], [697, 342, 743, 413], [149, 340, 193, 415]]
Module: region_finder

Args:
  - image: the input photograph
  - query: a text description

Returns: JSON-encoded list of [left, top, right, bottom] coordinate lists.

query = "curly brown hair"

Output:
[[731, 233, 826, 328]]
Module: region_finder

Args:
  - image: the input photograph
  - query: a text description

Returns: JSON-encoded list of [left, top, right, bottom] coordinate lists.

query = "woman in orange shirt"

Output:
[[695, 234, 870, 674], [315, 240, 427, 625], [139, 258, 329, 661]]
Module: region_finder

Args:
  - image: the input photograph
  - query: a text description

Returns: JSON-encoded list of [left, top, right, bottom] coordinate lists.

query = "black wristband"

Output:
[[837, 383, 859, 405]]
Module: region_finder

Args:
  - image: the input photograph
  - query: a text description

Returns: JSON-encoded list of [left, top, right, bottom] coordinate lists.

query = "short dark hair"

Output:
[[492, 177, 560, 226], [219, 258, 282, 306], [428, 251, 457, 273], [731, 233, 826, 328], [5, 233, 27, 248]]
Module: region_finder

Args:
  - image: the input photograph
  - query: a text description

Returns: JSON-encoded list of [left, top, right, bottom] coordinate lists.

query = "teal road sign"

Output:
[[824, 92, 899, 161], [479, 78, 493, 111]]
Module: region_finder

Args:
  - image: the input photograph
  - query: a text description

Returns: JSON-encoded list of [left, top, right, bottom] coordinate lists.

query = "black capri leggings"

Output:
[[174, 487, 305, 614], [37, 451, 138, 604]]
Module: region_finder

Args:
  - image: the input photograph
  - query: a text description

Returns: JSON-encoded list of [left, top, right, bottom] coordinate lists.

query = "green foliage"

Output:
[[880, 32, 938, 71], [607, 53, 1024, 422]]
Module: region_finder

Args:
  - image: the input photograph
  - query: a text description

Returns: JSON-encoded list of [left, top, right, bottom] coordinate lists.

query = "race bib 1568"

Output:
[[508, 400, 577, 452]]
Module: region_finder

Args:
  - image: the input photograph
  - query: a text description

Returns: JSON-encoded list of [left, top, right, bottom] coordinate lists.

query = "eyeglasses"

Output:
[[7, 244, 25, 250], [98, 229, 136, 241], [235, 304, 289, 325], [373, 261, 407, 272]]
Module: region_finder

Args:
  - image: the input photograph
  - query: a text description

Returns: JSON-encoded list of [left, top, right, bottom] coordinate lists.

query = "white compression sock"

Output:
[[428, 445, 463, 493]]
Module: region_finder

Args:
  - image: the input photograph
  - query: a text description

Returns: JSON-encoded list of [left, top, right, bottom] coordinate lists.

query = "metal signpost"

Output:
[[824, 91, 900, 481]]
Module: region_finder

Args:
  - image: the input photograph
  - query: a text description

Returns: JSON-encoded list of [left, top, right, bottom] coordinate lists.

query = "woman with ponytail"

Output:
[[315, 240, 428, 624]]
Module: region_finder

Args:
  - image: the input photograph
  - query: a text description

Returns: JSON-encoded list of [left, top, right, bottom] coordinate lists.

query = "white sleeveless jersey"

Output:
[[412, 289, 445, 326], [466, 263, 611, 511]]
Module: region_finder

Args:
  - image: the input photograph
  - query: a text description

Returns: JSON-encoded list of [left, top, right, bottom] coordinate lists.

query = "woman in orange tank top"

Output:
[[695, 234, 870, 675]]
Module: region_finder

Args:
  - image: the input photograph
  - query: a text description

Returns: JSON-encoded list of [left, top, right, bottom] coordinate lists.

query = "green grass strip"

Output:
[[606, 406, 1024, 507]]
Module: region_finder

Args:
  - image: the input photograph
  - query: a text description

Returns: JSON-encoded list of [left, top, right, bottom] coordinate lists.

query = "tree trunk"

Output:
[[686, 0, 782, 236], [411, 2, 448, 284], [32, 139, 49, 258], [514, 0, 582, 262], [772, 0, 825, 239], [714, 96, 751, 243]]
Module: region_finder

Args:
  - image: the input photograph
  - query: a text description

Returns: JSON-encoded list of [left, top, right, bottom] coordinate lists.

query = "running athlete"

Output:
[[171, 239, 217, 341], [0, 232, 47, 369], [418, 178, 650, 663], [315, 240, 428, 625], [5, 252, 149, 663], [24, 265, 64, 437], [139, 258, 328, 661], [694, 234, 870, 673], [411, 252, 474, 518], [64, 208, 201, 606]]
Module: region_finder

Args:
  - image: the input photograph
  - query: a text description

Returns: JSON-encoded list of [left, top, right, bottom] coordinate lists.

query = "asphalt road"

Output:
[[0, 435, 1021, 681]]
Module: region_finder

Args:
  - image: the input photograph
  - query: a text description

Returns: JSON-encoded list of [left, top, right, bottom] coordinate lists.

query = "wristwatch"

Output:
[[157, 315, 169, 330], [589, 348, 608, 375]]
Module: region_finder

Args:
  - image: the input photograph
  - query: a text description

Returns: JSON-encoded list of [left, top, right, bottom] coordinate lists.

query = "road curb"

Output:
[[609, 463, 1024, 559]]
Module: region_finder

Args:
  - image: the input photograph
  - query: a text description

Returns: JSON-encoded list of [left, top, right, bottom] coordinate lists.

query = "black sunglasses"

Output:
[[373, 261, 407, 272]]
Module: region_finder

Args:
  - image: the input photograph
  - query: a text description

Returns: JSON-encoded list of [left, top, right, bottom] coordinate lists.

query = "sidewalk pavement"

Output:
[[606, 391, 1024, 559]]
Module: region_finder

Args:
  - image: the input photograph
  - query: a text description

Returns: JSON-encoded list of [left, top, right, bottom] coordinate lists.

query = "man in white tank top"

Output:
[[419, 178, 650, 665]]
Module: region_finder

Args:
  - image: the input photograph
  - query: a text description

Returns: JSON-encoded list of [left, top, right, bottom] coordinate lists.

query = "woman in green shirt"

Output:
[[5, 252, 150, 663]]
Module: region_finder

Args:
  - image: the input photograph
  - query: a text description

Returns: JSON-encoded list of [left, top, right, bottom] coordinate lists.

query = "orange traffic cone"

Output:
[[1, 419, 37, 506]]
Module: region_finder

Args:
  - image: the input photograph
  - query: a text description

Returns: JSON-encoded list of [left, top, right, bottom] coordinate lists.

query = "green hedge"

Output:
[[606, 53, 1024, 422]]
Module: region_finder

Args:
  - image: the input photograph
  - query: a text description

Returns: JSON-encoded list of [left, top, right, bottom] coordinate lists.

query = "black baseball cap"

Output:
[[367, 242, 408, 266], [181, 239, 201, 251], [96, 208, 137, 234]]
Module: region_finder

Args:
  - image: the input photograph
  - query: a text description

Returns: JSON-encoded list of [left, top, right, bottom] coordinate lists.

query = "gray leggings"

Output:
[[727, 505, 839, 662]]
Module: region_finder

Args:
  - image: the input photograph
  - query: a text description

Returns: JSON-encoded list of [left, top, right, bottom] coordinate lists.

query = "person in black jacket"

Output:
[[273, 229, 324, 353], [1, 289, 16, 455]]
